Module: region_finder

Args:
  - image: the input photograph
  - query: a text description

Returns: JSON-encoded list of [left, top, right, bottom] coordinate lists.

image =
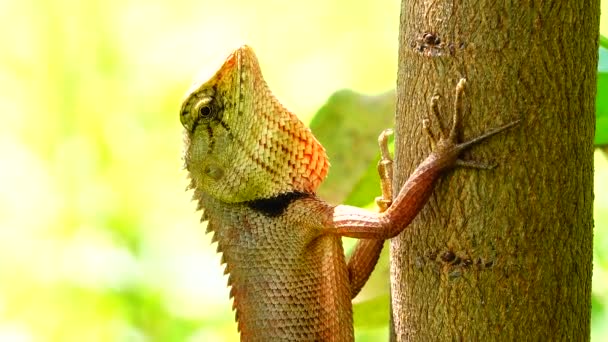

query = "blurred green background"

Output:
[[0, 0, 606, 341]]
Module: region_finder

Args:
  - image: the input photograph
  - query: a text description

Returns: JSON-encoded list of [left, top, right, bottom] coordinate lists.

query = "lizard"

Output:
[[179, 45, 518, 341]]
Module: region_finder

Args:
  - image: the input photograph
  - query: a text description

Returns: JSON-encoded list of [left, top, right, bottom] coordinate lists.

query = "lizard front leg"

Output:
[[331, 78, 519, 240]]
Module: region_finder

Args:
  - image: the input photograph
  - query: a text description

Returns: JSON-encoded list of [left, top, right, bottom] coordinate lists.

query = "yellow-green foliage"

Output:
[[0, 0, 605, 341]]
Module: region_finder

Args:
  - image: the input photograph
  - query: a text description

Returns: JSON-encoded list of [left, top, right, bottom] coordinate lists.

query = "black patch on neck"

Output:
[[246, 191, 310, 217]]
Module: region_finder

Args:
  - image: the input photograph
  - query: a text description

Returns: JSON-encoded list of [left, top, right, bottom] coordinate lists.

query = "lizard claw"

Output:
[[423, 78, 467, 146], [423, 78, 520, 166]]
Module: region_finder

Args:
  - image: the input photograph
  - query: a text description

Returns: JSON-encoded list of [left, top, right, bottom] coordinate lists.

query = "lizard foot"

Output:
[[376, 128, 394, 212], [423, 78, 519, 169]]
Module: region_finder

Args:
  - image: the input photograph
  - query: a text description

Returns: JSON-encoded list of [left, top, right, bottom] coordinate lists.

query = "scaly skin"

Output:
[[180, 45, 518, 341]]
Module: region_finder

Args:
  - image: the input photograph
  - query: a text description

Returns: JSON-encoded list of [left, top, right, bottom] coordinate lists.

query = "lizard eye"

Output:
[[199, 105, 212, 117], [194, 97, 214, 120]]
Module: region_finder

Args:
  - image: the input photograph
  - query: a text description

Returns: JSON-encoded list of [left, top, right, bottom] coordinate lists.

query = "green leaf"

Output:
[[310, 90, 395, 204]]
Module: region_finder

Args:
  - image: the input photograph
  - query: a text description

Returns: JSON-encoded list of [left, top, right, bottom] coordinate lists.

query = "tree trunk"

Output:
[[390, 1, 598, 340]]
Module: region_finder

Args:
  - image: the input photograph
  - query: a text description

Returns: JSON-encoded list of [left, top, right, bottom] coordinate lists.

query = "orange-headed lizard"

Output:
[[179, 45, 518, 341]]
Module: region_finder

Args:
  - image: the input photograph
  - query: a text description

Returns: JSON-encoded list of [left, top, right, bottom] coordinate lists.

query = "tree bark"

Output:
[[391, 1, 598, 340]]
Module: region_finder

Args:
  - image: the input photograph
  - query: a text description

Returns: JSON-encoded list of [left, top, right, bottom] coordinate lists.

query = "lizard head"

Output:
[[180, 45, 329, 203]]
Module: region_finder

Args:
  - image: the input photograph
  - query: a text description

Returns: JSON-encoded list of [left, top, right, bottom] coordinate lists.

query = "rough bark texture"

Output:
[[391, 1, 598, 340]]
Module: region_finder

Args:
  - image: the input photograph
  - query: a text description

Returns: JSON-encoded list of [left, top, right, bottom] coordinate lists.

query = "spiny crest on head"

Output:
[[181, 45, 329, 203]]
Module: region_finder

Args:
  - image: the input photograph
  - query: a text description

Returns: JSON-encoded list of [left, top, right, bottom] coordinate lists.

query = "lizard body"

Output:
[[180, 45, 517, 341]]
